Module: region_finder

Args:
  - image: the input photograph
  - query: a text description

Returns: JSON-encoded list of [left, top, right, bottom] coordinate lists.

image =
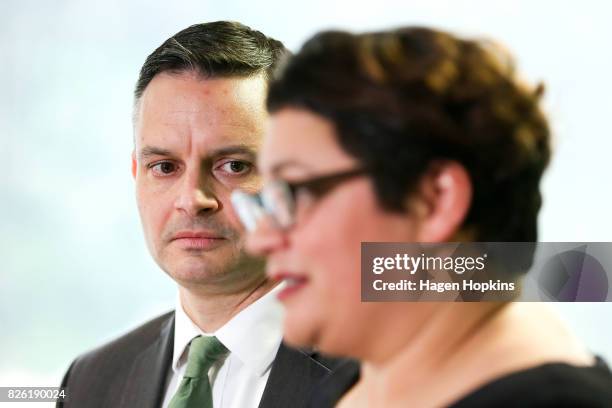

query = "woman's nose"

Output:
[[245, 215, 288, 256]]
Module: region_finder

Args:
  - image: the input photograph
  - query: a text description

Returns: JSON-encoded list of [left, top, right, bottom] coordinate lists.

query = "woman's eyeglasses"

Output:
[[231, 167, 368, 231]]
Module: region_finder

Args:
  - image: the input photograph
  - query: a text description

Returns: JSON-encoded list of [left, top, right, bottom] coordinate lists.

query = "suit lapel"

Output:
[[118, 313, 175, 408], [258, 343, 332, 408]]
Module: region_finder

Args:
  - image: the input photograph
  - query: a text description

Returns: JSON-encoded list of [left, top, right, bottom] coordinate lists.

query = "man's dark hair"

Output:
[[267, 27, 551, 243], [134, 21, 287, 102]]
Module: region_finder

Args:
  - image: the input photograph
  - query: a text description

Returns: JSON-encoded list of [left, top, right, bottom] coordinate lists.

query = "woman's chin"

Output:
[[282, 312, 324, 350]]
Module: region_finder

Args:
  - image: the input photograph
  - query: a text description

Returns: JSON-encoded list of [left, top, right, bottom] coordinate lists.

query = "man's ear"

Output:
[[411, 160, 472, 242], [131, 151, 137, 179]]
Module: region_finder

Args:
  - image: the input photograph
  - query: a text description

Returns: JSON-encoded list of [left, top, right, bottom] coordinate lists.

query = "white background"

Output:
[[1, 0, 611, 403]]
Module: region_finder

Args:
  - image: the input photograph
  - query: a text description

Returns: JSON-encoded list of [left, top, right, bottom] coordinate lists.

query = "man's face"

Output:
[[133, 71, 267, 294]]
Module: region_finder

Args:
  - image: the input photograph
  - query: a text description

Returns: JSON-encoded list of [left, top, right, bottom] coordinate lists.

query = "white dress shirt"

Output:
[[161, 285, 284, 408]]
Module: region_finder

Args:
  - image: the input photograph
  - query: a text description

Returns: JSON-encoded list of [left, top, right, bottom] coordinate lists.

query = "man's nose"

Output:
[[245, 216, 288, 256], [174, 169, 220, 217]]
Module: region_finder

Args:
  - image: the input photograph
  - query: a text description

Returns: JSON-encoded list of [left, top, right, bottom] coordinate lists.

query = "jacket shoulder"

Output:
[[58, 311, 174, 407], [74, 311, 174, 367]]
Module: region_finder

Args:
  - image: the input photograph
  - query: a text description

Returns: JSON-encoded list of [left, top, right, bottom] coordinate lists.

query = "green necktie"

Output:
[[168, 336, 228, 408]]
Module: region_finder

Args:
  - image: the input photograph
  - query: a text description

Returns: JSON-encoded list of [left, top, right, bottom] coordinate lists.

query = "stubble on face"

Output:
[[158, 214, 266, 294]]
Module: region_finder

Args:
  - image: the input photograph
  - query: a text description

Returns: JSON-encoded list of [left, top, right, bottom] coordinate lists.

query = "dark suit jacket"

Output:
[[57, 311, 349, 408]]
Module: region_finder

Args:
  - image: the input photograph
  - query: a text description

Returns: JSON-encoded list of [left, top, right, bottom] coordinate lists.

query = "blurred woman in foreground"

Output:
[[234, 27, 612, 406]]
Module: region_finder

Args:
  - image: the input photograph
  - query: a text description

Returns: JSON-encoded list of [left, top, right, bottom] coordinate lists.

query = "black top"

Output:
[[310, 357, 612, 407]]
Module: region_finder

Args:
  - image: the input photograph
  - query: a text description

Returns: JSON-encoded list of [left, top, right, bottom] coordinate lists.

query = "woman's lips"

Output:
[[274, 273, 309, 301]]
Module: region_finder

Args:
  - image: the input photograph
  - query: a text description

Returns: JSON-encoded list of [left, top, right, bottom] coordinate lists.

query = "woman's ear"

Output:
[[410, 160, 472, 242]]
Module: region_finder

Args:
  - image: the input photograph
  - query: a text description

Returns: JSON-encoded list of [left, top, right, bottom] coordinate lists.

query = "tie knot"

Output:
[[184, 336, 228, 378]]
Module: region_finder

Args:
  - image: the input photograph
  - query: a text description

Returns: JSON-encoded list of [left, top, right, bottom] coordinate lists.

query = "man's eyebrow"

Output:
[[138, 146, 174, 160], [209, 146, 257, 159], [137, 145, 258, 161]]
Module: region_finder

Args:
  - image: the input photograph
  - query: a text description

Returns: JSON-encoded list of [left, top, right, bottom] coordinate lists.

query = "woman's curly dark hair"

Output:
[[268, 27, 550, 242]]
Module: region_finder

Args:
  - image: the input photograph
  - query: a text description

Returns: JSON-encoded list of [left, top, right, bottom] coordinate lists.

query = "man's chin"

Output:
[[155, 252, 216, 280], [164, 262, 266, 292]]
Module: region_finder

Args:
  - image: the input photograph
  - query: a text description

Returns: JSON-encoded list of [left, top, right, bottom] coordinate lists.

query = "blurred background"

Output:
[[1, 0, 611, 405]]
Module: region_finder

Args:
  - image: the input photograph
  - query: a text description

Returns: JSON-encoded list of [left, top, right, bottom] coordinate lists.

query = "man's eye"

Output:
[[150, 161, 178, 176], [218, 160, 252, 175]]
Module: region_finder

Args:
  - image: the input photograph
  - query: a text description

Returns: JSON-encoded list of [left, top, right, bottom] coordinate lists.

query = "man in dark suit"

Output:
[[58, 21, 343, 408]]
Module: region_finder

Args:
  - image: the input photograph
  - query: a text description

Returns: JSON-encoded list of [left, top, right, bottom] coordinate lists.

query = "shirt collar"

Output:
[[172, 284, 285, 377]]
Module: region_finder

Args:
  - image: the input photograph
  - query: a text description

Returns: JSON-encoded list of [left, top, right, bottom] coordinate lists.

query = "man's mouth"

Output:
[[171, 231, 227, 250]]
